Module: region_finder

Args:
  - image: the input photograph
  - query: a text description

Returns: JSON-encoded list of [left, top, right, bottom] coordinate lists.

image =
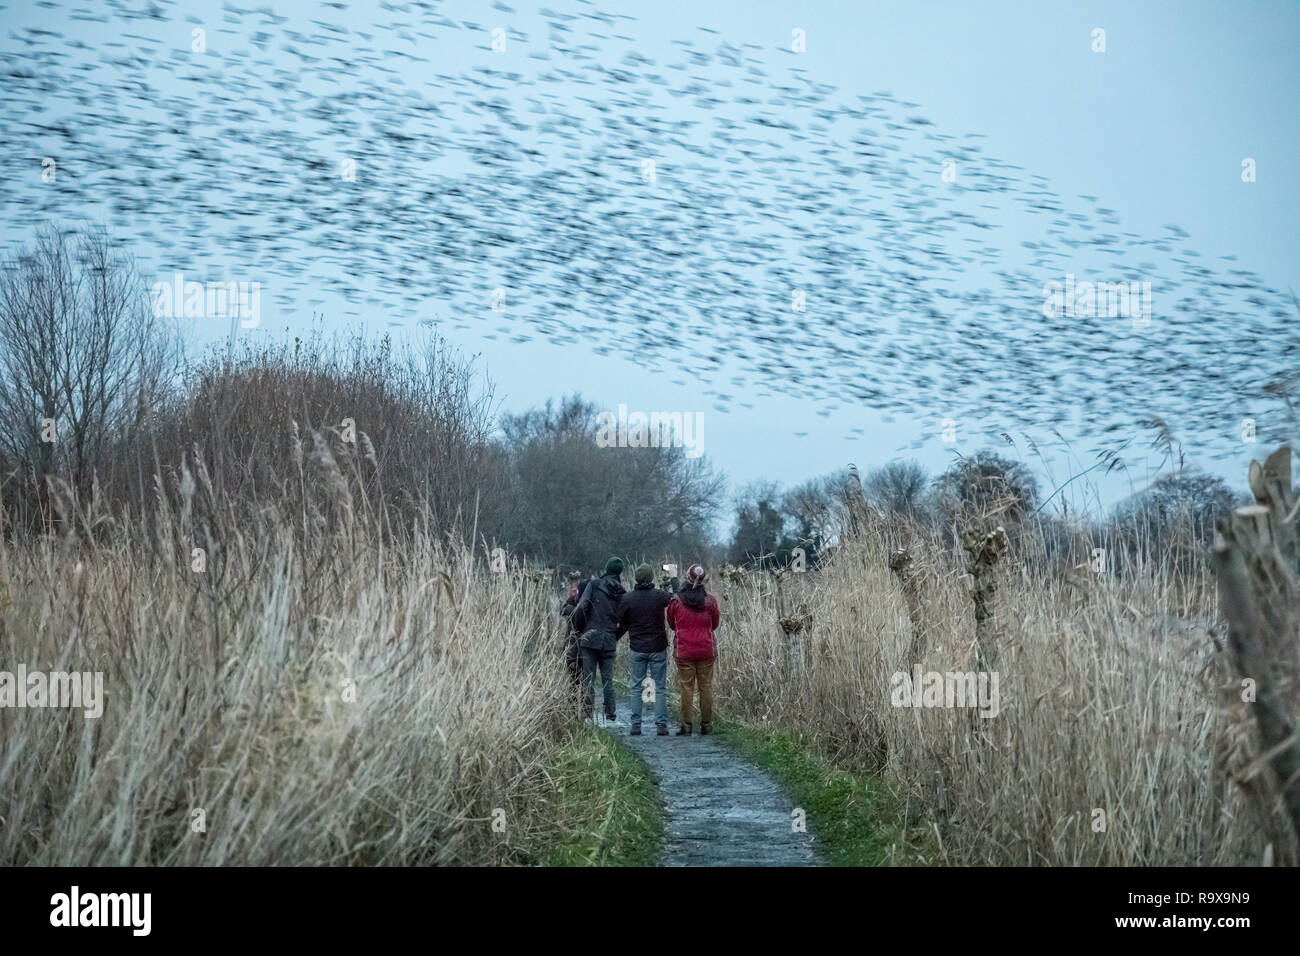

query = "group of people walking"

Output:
[[561, 557, 721, 736]]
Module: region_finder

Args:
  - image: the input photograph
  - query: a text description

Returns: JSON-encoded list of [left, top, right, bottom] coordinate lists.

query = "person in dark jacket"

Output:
[[617, 563, 674, 736], [667, 563, 721, 735], [571, 557, 628, 724]]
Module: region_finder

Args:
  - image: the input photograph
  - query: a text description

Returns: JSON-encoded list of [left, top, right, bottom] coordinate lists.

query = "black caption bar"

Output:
[[0, 867, 1282, 944]]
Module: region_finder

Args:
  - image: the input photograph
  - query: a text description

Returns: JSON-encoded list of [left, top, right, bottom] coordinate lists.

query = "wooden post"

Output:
[[890, 548, 927, 664], [1210, 445, 1300, 849], [772, 564, 812, 670], [961, 526, 1008, 671]]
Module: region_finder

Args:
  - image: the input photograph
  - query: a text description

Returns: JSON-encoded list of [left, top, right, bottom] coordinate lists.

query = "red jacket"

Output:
[[667, 589, 720, 661]]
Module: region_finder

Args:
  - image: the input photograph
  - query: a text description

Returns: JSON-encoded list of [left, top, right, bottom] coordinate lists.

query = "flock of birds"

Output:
[[2, 0, 1296, 459]]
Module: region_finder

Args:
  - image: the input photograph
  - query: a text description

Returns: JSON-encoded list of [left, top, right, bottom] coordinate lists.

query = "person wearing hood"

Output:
[[616, 563, 675, 736], [667, 564, 721, 735], [570, 557, 628, 724]]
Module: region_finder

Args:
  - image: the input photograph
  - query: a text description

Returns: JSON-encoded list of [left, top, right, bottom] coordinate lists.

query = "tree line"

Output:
[[0, 224, 1257, 577]]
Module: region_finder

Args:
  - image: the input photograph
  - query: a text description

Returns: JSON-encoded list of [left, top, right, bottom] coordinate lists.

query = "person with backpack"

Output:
[[616, 563, 675, 736], [667, 563, 721, 735], [570, 557, 628, 725]]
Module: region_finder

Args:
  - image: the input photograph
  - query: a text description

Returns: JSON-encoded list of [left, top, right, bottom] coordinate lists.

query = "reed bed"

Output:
[[0, 431, 573, 865], [713, 521, 1289, 866]]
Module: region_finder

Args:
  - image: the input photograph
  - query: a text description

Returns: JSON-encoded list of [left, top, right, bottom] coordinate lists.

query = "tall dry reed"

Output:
[[714, 521, 1290, 865], [0, 429, 572, 865]]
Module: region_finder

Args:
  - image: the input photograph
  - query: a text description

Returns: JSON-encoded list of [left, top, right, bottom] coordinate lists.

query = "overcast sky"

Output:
[[3, 0, 1297, 514]]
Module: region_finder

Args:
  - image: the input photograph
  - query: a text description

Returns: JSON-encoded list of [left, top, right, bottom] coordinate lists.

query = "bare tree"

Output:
[[0, 225, 175, 524], [864, 459, 929, 519], [782, 472, 852, 546], [496, 395, 723, 571]]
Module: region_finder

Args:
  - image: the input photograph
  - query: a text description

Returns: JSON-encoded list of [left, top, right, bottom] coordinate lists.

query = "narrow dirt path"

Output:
[[607, 703, 820, 867]]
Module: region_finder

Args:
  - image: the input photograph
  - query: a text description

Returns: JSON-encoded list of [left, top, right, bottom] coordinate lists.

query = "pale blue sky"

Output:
[[2, 0, 1297, 512]]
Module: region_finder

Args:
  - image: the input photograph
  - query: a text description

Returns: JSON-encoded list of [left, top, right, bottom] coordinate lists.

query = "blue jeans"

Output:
[[629, 650, 668, 727], [580, 645, 617, 720]]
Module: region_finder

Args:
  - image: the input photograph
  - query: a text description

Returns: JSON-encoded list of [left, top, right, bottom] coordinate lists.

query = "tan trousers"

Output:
[[676, 658, 715, 727]]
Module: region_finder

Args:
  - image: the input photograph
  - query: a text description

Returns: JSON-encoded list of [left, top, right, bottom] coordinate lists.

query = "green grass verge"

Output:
[[716, 719, 932, 866], [523, 724, 664, 867]]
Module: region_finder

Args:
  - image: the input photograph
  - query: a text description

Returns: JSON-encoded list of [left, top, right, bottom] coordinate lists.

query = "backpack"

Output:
[[570, 580, 592, 634]]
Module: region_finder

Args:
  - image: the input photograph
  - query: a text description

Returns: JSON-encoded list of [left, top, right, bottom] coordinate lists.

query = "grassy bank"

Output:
[[522, 725, 664, 866], [716, 720, 932, 866]]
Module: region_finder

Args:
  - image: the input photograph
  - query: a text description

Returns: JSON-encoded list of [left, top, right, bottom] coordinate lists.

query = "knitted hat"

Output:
[[685, 563, 707, 587], [605, 556, 625, 576], [634, 563, 654, 584]]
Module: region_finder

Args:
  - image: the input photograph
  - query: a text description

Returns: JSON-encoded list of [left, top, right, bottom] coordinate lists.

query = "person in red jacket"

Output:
[[666, 563, 720, 735]]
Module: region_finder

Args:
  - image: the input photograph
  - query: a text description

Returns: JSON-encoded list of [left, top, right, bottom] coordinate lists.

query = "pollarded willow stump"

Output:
[[1211, 445, 1300, 850], [890, 548, 928, 664], [960, 526, 1008, 672], [770, 564, 812, 671]]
